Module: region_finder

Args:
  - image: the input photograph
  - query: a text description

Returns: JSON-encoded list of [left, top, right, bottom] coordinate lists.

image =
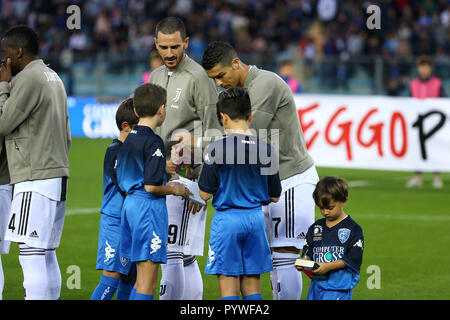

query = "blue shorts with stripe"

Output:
[[205, 207, 273, 276], [120, 191, 168, 263], [95, 214, 136, 275]]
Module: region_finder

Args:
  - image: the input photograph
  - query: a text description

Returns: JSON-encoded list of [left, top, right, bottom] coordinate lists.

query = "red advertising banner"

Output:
[[295, 95, 450, 172]]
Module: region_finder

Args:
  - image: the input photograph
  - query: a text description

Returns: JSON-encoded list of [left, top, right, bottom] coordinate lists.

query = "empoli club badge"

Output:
[[338, 228, 351, 244]]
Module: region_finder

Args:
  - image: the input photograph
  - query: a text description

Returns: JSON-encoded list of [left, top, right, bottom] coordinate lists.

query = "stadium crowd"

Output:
[[0, 0, 448, 61]]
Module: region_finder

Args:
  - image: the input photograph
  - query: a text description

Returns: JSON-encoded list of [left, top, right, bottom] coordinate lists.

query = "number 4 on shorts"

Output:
[[8, 213, 15, 232]]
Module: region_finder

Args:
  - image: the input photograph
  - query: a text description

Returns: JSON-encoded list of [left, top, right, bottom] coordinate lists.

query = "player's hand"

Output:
[[171, 132, 196, 164], [0, 58, 12, 83], [312, 262, 331, 275], [166, 161, 177, 175], [168, 182, 192, 199], [187, 201, 205, 215]]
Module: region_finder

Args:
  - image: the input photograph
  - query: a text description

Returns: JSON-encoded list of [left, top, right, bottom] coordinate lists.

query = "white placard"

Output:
[[294, 94, 450, 172]]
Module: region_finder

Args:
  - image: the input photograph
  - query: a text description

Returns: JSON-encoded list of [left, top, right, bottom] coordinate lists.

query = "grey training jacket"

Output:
[[244, 66, 314, 180], [149, 54, 223, 158], [0, 59, 71, 184]]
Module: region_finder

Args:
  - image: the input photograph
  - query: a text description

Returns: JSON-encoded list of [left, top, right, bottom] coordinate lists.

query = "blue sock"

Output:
[[243, 293, 263, 300], [134, 292, 154, 300], [129, 287, 153, 300], [90, 275, 120, 300], [116, 280, 135, 300], [220, 296, 240, 300]]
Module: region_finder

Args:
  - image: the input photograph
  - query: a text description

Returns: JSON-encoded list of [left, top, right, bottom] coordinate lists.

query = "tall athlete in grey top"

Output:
[[0, 25, 70, 300], [148, 17, 222, 300], [202, 41, 320, 300]]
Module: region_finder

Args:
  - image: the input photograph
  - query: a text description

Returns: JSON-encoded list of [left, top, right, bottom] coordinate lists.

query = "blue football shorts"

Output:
[[307, 280, 353, 300], [205, 207, 273, 276], [120, 192, 168, 264], [96, 213, 136, 275]]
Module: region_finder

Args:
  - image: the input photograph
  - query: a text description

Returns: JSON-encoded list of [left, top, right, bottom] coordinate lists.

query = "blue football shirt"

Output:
[[302, 215, 364, 291], [199, 133, 281, 211], [100, 139, 125, 218], [116, 125, 167, 198]]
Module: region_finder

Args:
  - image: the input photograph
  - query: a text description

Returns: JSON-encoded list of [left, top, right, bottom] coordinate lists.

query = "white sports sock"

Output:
[[159, 252, 184, 300], [19, 244, 48, 300], [45, 249, 61, 300], [0, 255, 4, 300], [270, 267, 280, 300], [183, 256, 203, 300], [271, 251, 302, 300]]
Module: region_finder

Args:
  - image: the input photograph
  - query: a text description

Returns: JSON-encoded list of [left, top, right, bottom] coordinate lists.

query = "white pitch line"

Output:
[[347, 180, 372, 187], [66, 207, 100, 215]]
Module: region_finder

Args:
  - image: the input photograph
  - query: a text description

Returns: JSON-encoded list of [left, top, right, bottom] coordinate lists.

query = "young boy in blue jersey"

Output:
[[296, 176, 364, 300], [116, 83, 192, 300], [91, 98, 139, 300], [199, 87, 282, 300]]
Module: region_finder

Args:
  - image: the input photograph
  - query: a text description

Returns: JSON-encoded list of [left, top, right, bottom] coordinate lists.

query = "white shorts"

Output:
[[264, 165, 319, 250], [0, 184, 12, 254], [166, 194, 207, 256], [5, 191, 66, 249]]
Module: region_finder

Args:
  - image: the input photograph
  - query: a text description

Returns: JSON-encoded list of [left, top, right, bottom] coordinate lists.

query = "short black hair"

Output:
[[216, 87, 251, 125], [155, 17, 187, 40], [417, 55, 432, 66], [202, 41, 237, 70], [133, 83, 166, 117], [313, 176, 349, 209], [116, 98, 139, 131], [3, 25, 39, 56]]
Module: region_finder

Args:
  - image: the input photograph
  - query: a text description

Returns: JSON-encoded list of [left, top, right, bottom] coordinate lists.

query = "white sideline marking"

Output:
[[347, 180, 372, 187], [66, 207, 100, 215]]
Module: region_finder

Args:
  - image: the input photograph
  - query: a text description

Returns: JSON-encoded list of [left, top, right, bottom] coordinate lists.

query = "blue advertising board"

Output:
[[68, 97, 120, 138]]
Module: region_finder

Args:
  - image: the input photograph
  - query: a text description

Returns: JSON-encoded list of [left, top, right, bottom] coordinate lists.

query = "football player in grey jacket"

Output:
[[149, 17, 222, 300], [201, 41, 319, 300], [0, 25, 70, 300]]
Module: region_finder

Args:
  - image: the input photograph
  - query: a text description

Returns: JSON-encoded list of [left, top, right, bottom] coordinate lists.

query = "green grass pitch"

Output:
[[2, 138, 450, 300]]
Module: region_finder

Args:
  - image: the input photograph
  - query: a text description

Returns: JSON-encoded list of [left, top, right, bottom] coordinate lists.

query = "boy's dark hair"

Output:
[[3, 25, 39, 56], [155, 17, 187, 40], [133, 83, 167, 117], [115, 98, 139, 131], [280, 60, 294, 67], [417, 55, 432, 66], [313, 176, 349, 209], [216, 87, 251, 125], [202, 41, 237, 71]]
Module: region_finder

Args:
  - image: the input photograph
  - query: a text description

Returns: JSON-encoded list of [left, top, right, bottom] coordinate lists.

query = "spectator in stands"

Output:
[[406, 55, 446, 189], [0, 0, 447, 95], [279, 60, 302, 93], [141, 49, 163, 84]]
